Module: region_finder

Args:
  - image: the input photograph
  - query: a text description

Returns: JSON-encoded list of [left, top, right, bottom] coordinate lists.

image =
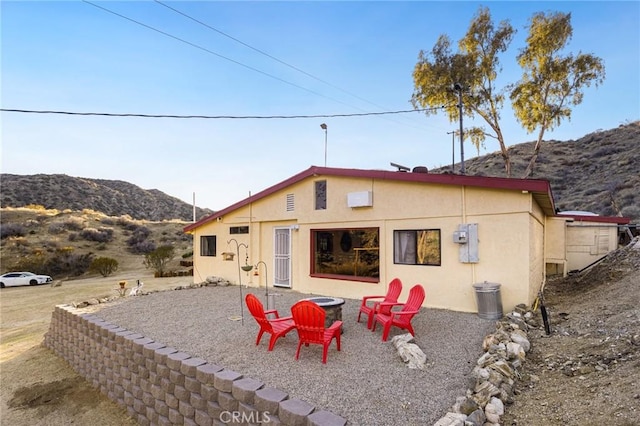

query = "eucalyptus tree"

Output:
[[511, 11, 605, 178], [412, 7, 604, 178], [412, 7, 515, 175]]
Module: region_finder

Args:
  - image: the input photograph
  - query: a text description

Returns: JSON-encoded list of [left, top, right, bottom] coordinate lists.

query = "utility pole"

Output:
[[447, 131, 456, 173], [454, 83, 465, 174], [320, 123, 328, 167]]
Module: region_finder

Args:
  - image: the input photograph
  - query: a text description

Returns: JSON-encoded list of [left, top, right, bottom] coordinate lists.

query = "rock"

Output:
[[507, 341, 526, 361], [433, 412, 467, 426], [510, 330, 531, 352], [390, 333, 427, 369], [466, 408, 486, 426], [455, 396, 479, 415], [485, 405, 500, 423]]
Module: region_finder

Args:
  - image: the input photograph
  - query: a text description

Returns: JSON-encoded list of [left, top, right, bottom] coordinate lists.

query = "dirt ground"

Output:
[[0, 272, 189, 425], [502, 239, 640, 426], [1, 240, 639, 425]]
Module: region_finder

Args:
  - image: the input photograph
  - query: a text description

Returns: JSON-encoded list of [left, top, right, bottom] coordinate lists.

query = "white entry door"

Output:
[[273, 227, 291, 288]]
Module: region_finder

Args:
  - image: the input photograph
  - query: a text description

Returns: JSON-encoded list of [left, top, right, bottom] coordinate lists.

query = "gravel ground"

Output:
[[94, 285, 495, 425]]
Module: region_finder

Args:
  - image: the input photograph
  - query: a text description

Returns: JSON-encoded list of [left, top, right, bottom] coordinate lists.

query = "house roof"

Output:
[[184, 166, 557, 232], [557, 213, 631, 225]]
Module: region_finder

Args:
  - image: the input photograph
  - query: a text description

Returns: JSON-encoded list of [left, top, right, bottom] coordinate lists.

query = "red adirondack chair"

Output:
[[245, 294, 296, 351], [357, 277, 403, 329], [372, 284, 425, 341], [290, 300, 342, 364]]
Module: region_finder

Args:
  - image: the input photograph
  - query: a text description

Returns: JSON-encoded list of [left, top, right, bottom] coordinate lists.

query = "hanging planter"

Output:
[[241, 264, 254, 272], [221, 252, 235, 261]]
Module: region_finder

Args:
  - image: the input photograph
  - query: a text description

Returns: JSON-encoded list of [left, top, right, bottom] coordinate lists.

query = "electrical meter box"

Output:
[[456, 223, 479, 263]]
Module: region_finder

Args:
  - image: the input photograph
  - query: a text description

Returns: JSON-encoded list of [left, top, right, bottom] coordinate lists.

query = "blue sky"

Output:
[[2, 1, 638, 212]]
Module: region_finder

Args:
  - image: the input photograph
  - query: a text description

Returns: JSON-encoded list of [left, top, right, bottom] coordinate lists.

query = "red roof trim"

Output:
[[557, 214, 631, 224], [184, 166, 556, 232]]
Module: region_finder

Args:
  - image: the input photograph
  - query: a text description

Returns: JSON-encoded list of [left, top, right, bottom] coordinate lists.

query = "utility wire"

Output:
[[153, 0, 433, 131], [154, 0, 389, 112], [82, 0, 360, 111], [0, 106, 446, 120]]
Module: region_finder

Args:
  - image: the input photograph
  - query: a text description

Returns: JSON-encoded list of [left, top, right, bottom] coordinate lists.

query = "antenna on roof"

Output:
[[390, 162, 410, 172]]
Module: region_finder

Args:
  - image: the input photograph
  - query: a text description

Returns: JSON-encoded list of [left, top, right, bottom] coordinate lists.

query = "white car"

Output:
[[0, 272, 53, 288]]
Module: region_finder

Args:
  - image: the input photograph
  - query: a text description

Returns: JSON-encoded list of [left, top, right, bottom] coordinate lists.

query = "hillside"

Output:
[[434, 121, 640, 222], [0, 174, 213, 221], [0, 207, 193, 277], [2, 122, 638, 223]]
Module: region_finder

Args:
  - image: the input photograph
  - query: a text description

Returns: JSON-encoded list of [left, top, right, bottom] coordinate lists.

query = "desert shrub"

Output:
[[1, 223, 26, 239], [42, 248, 94, 277], [126, 226, 151, 252], [63, 217, 85, 231], [143, 245, 175, 277], [48, 222, 67, 234], [90, 257, 119, 277], [80, 227, 114, 243], [68, 232, 79, 242], [129, 240, 156, 254], [101, 217, 116, 226]]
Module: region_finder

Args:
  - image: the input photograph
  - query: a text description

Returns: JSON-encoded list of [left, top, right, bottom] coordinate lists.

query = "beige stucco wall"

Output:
[[190, 175, 549, 314]]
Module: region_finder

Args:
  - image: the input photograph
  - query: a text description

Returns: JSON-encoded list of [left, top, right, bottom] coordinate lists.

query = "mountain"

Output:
[[0, 174, 213, 221], [432, 121, 640, 222], [1, 122, 638, 222]]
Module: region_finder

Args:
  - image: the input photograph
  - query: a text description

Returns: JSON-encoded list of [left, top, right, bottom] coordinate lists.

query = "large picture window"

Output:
[[200, 236, 217, 256], [394, 229, 441, 266], [312, 228, 379, 280]]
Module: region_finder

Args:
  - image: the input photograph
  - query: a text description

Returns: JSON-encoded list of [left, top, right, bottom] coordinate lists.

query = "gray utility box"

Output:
[[473, 281, 503, 320]]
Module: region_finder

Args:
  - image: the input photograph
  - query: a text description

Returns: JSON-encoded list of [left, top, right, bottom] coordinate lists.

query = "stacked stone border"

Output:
[[43, 304, 347, 426], [433, 304, 536, 426]]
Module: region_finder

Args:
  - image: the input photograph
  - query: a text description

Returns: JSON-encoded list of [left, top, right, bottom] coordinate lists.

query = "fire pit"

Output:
[[303, 296, 345, 332]]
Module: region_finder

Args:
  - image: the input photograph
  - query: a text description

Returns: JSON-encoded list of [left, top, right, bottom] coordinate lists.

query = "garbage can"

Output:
[[473, 281, 503, 320]]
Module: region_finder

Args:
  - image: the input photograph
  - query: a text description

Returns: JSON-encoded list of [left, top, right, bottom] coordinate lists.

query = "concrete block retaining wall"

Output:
[[44, 304, 347, 426]]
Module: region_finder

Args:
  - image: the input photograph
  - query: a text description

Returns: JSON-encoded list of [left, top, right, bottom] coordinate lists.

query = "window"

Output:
[[230, 226, 249, 234], [200, 236, 217, 256], [312, 228, 379, 280], [394, 230, 441, 266], [315, 180, 327, 210]]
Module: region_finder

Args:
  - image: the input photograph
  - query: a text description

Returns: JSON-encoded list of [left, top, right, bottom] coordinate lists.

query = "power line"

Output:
[[81, 0, 360, 111], [153, 0, 391, 112], [0, 107, 445, 120]]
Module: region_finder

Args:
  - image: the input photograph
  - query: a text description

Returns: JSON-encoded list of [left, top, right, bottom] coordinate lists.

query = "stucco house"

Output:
[[183, 166, 625, 314]]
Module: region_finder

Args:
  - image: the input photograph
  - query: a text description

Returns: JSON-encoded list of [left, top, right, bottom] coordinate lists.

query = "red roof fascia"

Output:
[[184, 166, 556, 232], [557, 214, 631, 224]]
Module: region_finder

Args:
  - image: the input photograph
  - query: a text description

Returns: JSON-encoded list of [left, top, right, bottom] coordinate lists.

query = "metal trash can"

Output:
[[473, 281, 503, 320]]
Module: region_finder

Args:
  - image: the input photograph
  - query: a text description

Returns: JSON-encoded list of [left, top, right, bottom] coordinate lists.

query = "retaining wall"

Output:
[[44, 304, 347, 426]]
